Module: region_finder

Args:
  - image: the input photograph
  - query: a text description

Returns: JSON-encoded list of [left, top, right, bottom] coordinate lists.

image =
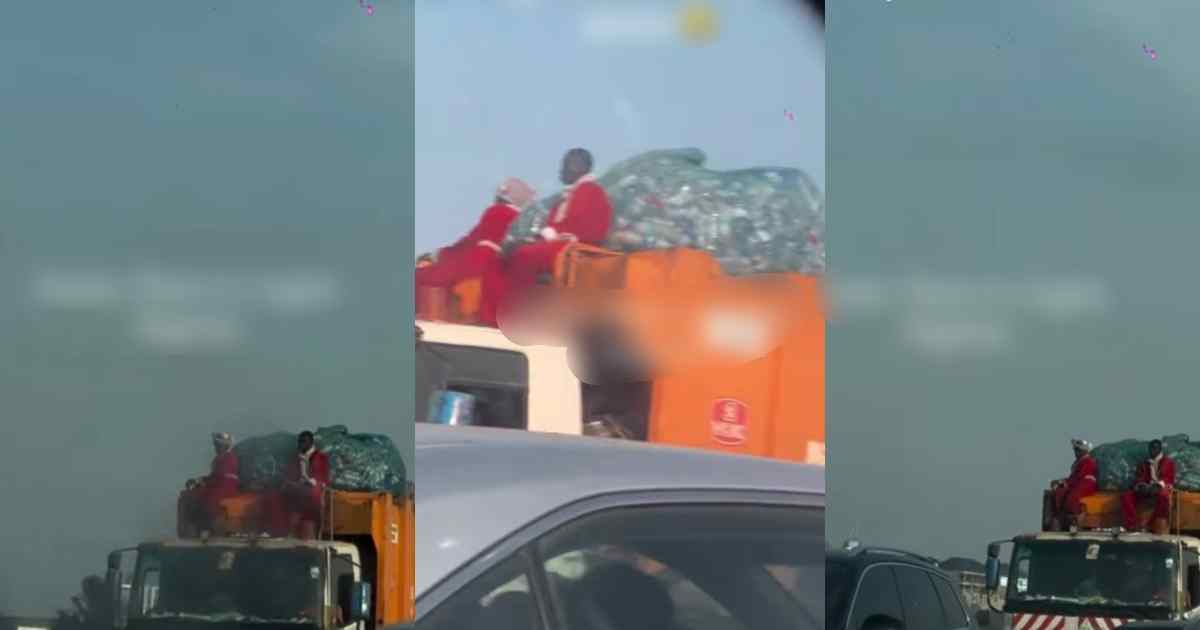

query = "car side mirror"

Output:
[[985, 557, 1001, 591], [106, 568, 125, 629]]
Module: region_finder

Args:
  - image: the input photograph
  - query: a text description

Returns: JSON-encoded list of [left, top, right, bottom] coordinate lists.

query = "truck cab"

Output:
[[110, 538, 371, 630], [981, 532, 1200, 628], [108, 485, 415, 630]]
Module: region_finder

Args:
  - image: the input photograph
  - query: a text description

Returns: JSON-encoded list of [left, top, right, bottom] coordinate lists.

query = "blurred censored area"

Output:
[[497, 275, 823, 385]]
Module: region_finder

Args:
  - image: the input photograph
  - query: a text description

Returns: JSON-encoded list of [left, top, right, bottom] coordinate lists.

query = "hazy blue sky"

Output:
[[0, 1, 413, 614], [414, 0, 824, 254], [828, 0, 1200, 561]]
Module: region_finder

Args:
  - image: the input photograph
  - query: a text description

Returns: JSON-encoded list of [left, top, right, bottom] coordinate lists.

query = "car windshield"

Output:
[[825, 557, 854, 627], [133, 547, 323, 624], [1008, 541, 1176, 611]]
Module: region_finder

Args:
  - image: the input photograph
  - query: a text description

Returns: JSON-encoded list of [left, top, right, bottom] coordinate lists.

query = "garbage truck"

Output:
[[105, 477, 415, 628], [977, 472, 1200, 628], [415, 243, 825, 464]]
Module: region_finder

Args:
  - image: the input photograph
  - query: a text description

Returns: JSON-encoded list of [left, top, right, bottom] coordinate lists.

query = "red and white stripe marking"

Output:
[[1011, 614, 1129, 630]]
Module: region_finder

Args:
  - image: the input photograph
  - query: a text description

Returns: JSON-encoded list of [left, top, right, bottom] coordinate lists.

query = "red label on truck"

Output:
[[711, 398, 749, 446]]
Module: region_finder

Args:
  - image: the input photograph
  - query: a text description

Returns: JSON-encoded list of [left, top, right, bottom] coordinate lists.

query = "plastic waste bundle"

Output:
[[233, 425, 407, 494], [506, 148, 824, 276], [1092, 434, 1200, 491]]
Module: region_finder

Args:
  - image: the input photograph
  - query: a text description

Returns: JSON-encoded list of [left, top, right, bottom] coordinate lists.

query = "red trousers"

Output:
[[1121, 489, 1171, 530], [1054, 480, 1096, 516], [504, 240, 570, 300], [264, 485, 324, 534], [416, 247, 505, 326]]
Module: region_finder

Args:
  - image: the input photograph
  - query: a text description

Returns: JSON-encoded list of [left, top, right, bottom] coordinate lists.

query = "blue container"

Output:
[[428, 390, 477, 426]]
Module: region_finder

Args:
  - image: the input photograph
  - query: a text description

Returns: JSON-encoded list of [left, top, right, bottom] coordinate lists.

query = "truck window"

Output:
[[580, 381, 652, 440], [894, 567, 949, 630], [419, 343, 529, 430]]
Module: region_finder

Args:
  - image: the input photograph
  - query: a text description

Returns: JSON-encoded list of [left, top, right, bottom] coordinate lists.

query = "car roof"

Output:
[[827, 547, 945, 573], [416, 424, 824, 596]]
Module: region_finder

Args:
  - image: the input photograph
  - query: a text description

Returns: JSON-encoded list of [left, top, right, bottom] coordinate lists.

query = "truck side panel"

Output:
[[647, 276, 824, 463]]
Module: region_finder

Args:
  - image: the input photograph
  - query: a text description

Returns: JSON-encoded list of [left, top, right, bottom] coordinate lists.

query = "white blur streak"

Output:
[[831, 274, 1112, 360], [29, 266, 344, 354], [133, 311, 246, 353], [579, 8, 674, 46]]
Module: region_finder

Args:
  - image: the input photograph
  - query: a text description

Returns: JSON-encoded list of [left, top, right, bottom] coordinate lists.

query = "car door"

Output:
[[929, 572, 973, 630], [415, 490, 823, 630], [846, 565, 906, 630], [893, 565, 951, 630]]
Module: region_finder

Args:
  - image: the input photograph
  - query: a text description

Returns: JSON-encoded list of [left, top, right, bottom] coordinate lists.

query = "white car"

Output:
[[412, 424, 825, 630]]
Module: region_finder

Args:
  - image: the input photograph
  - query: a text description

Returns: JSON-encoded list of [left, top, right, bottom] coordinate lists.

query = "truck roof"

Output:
[[1013, 531, 1200, 550], [416, 423, 823, 597], [143, 537, 359, 552]]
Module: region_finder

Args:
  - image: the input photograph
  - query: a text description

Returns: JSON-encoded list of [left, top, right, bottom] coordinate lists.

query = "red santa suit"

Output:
[[201, 449, 240, 518], [1121, 453, 1176, 530], [416, 202, 520, 325], [262, 448, 331, 536], [289, 447, 331, 523], [1053, 453, 1097, 516], [503, 174, 613, 300]]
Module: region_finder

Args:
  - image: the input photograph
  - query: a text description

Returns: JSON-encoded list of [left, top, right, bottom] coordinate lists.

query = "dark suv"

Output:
[[827, 546, 975, 630]]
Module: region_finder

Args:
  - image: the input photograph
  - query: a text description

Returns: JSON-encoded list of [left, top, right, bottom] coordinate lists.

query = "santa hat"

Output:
[[497, 177, 536, 209]]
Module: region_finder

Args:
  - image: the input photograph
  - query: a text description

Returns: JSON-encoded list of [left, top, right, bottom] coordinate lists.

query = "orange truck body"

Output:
[[416, 244, 825, 465]]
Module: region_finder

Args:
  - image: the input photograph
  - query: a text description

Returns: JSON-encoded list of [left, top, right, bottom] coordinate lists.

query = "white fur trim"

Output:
[[540, 226, 559, 241], [477, 240, 502, 252]]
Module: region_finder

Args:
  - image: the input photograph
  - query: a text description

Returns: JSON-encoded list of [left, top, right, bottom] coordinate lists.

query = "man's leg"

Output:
[[506, 241, 567, 297], [1153, 490, 1172, 533], [1121, 491, 1141, 531]]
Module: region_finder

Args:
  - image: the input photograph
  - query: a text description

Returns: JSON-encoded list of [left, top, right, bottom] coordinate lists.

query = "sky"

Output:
[[0, 1, 413, 614], [414, 0, 824, 255], [827, 0, 1200, 562]]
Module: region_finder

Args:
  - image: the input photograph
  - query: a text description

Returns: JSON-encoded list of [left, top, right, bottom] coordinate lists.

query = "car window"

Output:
[[537, 504, 823, 630], [847, 566, 904, 630], [416, 552, 542, 630], [894, 566, 949, 630], [930, 574, 971, 629]]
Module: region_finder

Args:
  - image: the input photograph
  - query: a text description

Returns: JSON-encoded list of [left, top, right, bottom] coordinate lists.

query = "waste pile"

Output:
[[1092, 434, 1200, 491], [234, 425, 407, 494], [506, 148, 824, 276]]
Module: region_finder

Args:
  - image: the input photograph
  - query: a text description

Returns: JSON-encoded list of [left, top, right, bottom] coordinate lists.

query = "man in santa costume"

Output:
[[181, 432, 240, 536], [1121, 438, 1176, 533], [1046, 438, 1098, 531], [416, 177, 536, 326], [501, 148, 612, 304], [266, 430, 331, 539]]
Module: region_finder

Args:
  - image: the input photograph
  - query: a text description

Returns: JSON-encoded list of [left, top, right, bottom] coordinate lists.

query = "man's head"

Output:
[[1071, 438, 1092, 460], [212, 432, 233, 454], [559, 148, 594, 185], [1150, 439, 1164, 459], [298, 431, 315, 454]]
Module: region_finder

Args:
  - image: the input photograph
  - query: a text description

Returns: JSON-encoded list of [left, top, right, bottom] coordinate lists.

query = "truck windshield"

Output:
[[131, 547, 323, 625], [1007, 540, 1177, 615]]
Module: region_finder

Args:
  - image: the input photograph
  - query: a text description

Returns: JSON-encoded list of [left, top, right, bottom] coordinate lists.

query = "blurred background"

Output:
[[827, 0, 1200, 562], [0, 1, 413, 615]]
